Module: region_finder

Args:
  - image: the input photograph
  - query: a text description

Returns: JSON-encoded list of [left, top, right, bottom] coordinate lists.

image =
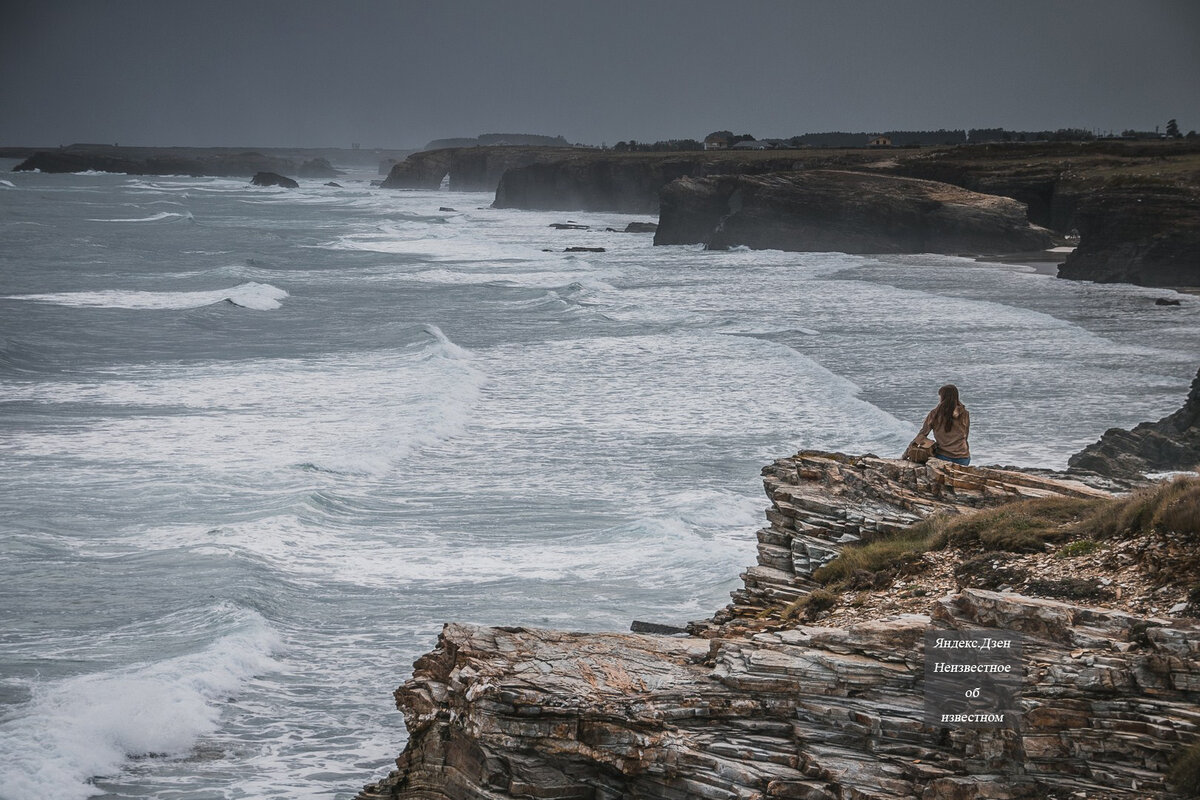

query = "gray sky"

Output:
[[2, 0, 1197, 149]]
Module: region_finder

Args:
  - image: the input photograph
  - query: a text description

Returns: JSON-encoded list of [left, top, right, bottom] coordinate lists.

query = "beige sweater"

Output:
[[918, 404, 970, 459]]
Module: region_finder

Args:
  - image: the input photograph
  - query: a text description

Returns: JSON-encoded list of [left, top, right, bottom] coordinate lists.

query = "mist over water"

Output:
[[1, 162, 1196, 800]]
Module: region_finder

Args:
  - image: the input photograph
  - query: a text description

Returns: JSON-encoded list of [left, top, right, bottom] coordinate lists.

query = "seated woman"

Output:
[[916, 384, 970, 465]]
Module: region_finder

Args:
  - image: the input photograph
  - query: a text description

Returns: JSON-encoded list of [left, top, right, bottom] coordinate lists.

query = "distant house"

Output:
[[704, 134, 732, 150], [867, 135, 892, 147], [731, 140, 768, 150]]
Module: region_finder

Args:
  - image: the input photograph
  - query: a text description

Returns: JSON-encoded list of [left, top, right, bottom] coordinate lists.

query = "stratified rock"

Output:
[[655, 171, 1054, 254], [381, 147, 583, 191], [356, 454, 1200, 800], [1069, 366, 1200, 478], [251, 172, 299, 188]]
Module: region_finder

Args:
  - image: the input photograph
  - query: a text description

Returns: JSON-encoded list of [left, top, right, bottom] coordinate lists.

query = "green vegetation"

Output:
[[810, 476, 1200, 591], [1088, 475, 1200, 539], [1055, 539, 1100, 559], [1169, 739, 1200, 797], [810, 517, 948, 586], [781, 589, 837, 622]]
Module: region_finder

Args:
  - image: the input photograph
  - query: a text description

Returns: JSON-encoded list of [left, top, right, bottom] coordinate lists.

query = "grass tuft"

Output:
[[1055, 539, 1100, 559], [808, 475, 1200, 592], [782, 589, 837, 622], [1170, 739, 1200, 797]]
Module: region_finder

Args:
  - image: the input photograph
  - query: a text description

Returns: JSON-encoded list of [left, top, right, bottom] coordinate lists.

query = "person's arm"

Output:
[[916, 409, 934, 439]]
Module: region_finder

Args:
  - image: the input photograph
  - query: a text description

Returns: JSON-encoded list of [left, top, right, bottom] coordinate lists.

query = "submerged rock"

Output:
[[1069, 366, 1200, 478], [251, 172, 299, 189], [655, 170, 1054, 254]]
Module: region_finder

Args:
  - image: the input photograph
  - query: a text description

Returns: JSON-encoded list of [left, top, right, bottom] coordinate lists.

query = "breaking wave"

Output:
[[87, 211, 193, 223], [3, 282, 288, 310], [0, 606, 280, 800]]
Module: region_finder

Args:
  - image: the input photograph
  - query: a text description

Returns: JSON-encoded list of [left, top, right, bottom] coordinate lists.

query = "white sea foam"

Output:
[[0, 608, 280, 800], [3, 282, 288, 310], [2, 332, 485, 478], [0, 179, 16, 188], [87, 211, 193, 223]]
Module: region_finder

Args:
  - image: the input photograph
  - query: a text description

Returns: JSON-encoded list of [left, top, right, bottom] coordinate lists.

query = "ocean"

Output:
[[0, 163, 1196, 800]]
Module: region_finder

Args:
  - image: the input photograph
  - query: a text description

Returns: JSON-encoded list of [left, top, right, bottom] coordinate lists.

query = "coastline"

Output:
[[975, 246, 1074, 277], [356, 453, 1200, 800]]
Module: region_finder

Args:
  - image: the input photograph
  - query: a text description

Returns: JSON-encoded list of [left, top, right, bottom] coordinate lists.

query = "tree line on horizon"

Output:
[[606, 122, 1195, 152]]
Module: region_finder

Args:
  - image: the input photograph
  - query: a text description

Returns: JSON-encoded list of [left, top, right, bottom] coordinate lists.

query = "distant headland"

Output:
[[9, 132, 1199, 289]]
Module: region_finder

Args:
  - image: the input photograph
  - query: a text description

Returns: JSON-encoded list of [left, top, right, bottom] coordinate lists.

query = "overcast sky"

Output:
[[2, 0, 1197, 149]]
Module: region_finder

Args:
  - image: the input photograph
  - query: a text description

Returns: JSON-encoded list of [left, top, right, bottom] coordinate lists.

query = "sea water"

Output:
[[0, 163, 1196, 800]]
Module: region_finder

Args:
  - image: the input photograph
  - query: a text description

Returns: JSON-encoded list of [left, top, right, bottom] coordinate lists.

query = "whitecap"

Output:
[[0, 608, 280, 800], [3, 282, 288, 311], [87, 211, 193, 223], [0, 179, 16, 188]]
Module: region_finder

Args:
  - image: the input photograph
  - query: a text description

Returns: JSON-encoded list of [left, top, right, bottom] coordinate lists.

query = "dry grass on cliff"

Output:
[[810, 476, 1200, 615]]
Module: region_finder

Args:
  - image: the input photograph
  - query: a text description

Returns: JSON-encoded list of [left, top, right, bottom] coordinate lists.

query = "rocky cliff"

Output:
[[492, 151, 884, 214], [1056, 180, 1200, 287], [654, 171, 1053, 255], [890, 143, 1200, 287], [380, 147, 587, 191], [356, 454, 1200, 800], [1070, 366, 1200, 479], [481, 141, 1199, 287]]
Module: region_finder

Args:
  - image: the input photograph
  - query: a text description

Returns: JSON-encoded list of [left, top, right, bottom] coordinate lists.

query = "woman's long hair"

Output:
[[931, 384, 962, 433]]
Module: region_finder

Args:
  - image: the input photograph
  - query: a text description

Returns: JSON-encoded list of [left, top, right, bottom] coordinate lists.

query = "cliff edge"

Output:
[[356, 454, 1200, 800], [1070, 366, 1200, 479], [655, 171, 1053, 255]]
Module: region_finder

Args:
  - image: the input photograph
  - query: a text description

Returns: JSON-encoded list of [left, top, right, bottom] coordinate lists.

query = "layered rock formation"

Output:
[[483, 141, 1199, 287], [654, 171, 1053, 255], [1070, 366, 1200, 479], [380, 147, 586, 191], [492, 152, 880, 214], [1056, 180, 1200, 287], [356, 454, 1199, 800]]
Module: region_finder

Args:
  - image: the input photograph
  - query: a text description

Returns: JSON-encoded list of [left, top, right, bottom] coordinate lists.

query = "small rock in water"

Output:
[[439, 206, 457, 212], [1155, 297, 1182, 306], [549, 222, 589, 230], [324, 181, 343, 188], [565, 246, 605, 252], [251, 171, 299, 189]]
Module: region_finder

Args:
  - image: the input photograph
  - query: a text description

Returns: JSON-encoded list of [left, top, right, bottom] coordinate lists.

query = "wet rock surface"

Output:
[[250, 171, 299, 188], [356, 453, 1200, 800], [1069, 367, 1200, 479]]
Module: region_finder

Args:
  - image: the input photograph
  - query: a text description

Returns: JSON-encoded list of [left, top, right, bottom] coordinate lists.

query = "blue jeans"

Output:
[[934, 453, 971, 466]]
